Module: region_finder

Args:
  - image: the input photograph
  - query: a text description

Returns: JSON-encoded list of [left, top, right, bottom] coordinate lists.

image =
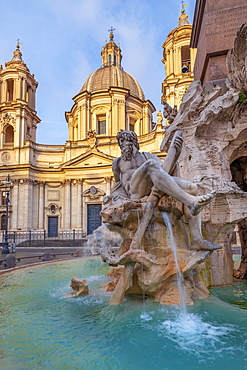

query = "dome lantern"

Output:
[[101, 27, 122, 69]]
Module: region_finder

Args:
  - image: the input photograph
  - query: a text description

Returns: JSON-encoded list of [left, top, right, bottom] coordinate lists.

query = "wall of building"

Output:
[[191, 0, 247, 85]]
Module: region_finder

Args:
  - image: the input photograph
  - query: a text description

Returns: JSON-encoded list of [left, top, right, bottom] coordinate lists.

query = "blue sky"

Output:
[[0, 0, 196, 144]]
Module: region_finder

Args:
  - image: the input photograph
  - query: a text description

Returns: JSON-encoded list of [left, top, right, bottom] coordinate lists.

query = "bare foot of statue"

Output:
[[190, 238, 222, 251], [188, 193, 215, 216]]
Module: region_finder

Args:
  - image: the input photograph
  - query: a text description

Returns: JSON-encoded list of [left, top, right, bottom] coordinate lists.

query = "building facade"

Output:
[[0, 33, 165, 237]]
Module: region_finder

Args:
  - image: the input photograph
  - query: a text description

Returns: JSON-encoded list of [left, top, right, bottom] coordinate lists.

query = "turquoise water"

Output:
[[0, 258, 247, 370], [211, 282, 247, 310]]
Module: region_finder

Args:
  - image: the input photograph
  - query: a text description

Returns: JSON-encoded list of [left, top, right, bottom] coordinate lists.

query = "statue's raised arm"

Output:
[[162, 130, 183, 175]]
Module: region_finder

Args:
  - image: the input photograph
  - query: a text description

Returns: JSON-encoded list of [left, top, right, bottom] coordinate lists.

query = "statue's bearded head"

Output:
[[116, 130, 140, 161]]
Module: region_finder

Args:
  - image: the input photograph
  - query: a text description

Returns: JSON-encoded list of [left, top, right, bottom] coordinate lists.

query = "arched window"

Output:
[[4, 125, 14, 144], [97, 115, 106, 135], [181, 45, 190, 74], [50, 205, 56, 214], [1, 214, 6, 230], [6, 79, 14, 101], [1, 191, 7, 205], [26, 84, 33, 108], [230, 157, 247, 279], [129, 117, 136, 132]]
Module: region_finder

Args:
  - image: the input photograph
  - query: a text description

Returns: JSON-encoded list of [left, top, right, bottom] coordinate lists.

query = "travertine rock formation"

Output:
[[65, 277, 89, 298], [160, 24, 247, 286], [99, 196, 212, 305]]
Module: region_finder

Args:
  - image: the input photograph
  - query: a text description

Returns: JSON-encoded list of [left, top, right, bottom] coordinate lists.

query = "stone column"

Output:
[[33, 87, 36, 110], [105, 177, 111, 196], [119, 99, 125, 131], [135, 118, 141, 136], [38, 182, 45, 230], [77, 180, 82, 229], [71, 179, 77, 229], [11, 180, 19, 230], [112, 96, 119, 135], [87, 99, 91, 133], [2, 81, 7, 102], [175, 47, 181, 75], [15, 109, 25, 149], [64, 180, 71, 230], [68, 120, 74, 141], [18, 179, 29, 229], [14, 78, 19, 101], [170, 48, 174, 75], [74, 125, 78, 141], [32, 183, 39, 229], [170, 91, 175, 108], [19, 78, 23, 100], [166, 51, 170, 76], [27, 180, 33, 229], [17, 180, 23, 228], [143, 102, 149, 134], [78, 104, 84, 139], [172, 47, 176, 75], [80, 103, 87, 139], [190, 48, 197, 71], [22, 79, 26, 100], [82, 180, 86, 233]]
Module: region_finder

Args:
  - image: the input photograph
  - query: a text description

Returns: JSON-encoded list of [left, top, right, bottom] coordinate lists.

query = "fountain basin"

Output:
[[0, 258, 247, 369]]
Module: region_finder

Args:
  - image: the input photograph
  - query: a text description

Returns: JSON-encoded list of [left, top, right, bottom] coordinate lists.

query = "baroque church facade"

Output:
[[0, 31, 163, 237], [0, 11, 193, 238]]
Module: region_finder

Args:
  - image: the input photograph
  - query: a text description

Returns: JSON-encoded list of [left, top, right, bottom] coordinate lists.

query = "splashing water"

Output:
[[162, 212, 188, 315], [88, 223, 123, 257], [158, 310, 233, 350]]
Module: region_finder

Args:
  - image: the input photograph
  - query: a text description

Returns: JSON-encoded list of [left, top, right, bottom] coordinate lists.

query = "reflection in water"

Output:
[[211, 283, 247, 310]]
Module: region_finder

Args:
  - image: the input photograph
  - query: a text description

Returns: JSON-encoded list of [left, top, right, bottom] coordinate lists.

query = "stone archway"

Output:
[[230, 156, 247, 279], [4, 125, 14, 144], [1, 214, 6, 230]]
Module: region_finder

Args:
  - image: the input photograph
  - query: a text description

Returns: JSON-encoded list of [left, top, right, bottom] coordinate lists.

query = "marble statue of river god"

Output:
[[97, 129, 221, 306]]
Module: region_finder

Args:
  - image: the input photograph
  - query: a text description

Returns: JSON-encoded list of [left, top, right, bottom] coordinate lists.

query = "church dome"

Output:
[[80, 29, 145, 101], [80, 65, 145, 100]]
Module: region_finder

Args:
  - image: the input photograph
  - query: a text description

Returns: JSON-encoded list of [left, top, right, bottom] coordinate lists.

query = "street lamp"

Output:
[[2, 175, 11, 254]]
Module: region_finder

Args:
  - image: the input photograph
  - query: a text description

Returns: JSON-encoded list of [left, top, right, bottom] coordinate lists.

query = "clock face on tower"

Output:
[[1, 152, 10, 162]]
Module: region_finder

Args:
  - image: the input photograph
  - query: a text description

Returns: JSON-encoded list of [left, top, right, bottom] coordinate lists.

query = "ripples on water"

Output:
[[0, 258, 247, 369]]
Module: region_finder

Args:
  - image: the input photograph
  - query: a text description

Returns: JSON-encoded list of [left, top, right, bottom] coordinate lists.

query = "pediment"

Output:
[[61, 149, 115, 169]]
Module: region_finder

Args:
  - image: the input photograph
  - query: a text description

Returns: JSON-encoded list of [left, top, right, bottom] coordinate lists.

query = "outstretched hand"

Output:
[[173, 135, 183, 153]]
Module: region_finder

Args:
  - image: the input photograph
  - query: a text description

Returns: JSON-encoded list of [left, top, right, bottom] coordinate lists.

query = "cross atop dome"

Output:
[[181, 0, 188, 13], [12, 39, 23, 62], [108, 26, 116, 41], [178, 1, 190, 26]]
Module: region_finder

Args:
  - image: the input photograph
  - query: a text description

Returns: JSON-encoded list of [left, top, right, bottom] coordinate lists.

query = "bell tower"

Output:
[[0, 42, 40, 151], [161, 5, 197, 108]]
